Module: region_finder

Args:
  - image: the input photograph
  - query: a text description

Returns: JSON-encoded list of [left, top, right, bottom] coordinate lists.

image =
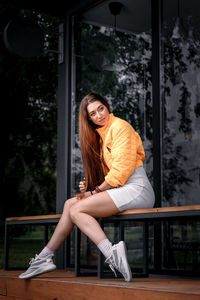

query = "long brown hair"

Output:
[[79, 92, 110, 191]]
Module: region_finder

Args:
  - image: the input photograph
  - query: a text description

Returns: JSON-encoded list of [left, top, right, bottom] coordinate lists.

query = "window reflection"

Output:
[[161, 0, 200, 273], [162, 6, 200, 206], [72, 22, 153, 195], [163, 220, 200, 272]]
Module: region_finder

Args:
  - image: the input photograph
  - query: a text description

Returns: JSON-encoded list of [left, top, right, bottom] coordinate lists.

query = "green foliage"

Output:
[[0, 7, 58, 234]]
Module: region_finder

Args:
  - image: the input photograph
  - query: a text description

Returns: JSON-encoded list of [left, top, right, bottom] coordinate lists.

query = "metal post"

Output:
[[56, 15, 72, 270], [151, 0, 162, 207], [151, 0, 163, 273], [65, 235, 71, 269], [3, 223, 9, 270], [75, 226, 81, 276], [44, 225, 49, 246], [143, 222, 149, 277], [119, 221, 124, 241], [98, 219, 104, 278]]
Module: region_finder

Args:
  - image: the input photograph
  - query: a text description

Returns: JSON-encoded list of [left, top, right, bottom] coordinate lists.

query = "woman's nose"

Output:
[[96, 111, 101, 118]]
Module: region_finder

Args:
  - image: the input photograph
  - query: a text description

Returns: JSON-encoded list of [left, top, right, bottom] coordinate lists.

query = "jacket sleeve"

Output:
[[105, 124, 141, 187]]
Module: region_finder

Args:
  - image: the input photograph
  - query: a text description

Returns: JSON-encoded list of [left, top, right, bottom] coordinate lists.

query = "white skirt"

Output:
[[106, 166, 155, 212]]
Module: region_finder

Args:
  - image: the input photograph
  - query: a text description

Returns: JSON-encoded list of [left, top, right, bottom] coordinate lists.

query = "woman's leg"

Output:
[[46, 197, 79, 252], [19, 192, 132, 281], [19, 197, 80, 279], [40, 192, 118, 258], [69, 192, 132, 282], [69, 191, 119, 245], [41, 191, 116, 254]]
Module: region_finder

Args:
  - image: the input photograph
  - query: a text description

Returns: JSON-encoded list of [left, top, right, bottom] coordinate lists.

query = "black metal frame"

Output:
[[151, 0, 163, 274], [73, 208, 200, 278], [4, 208, 200, 277], [4, 217, 60, 270], [97, 221, 149, 279], [74, 221, 149, 278]]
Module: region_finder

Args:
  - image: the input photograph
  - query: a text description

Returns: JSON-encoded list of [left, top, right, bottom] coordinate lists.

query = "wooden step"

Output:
[[0, 270, 200, 300]]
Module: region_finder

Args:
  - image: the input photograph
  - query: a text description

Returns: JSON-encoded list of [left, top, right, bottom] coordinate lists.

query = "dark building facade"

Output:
[[1, 0, 200, 275]]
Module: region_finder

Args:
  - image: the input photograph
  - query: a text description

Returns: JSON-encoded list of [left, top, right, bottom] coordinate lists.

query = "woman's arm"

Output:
[[91, 180, 113, 194], [76, 179, 113, 199], [104, 124, 144, 187]]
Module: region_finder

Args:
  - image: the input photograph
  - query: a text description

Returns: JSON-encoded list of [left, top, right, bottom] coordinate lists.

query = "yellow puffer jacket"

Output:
[[96, 113, 145, 187]]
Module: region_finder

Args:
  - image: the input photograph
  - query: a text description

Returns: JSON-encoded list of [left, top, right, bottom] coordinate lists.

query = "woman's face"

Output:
[[87, 100, 110, 127]]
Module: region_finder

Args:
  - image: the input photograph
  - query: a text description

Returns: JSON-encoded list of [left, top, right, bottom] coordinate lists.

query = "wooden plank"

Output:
[[0, 271, 200, 300], [156, 205, 200, 213], [118, 205, 200, 215], [6, 205, 200, 222], [0, 277, 6, 296], [0, 296, 30, 300], [118, 208, 158, 215], [6, 214, 61, 222]]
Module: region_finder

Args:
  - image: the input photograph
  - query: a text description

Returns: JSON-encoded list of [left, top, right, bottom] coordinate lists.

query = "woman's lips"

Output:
[[99, 118, 105, 123]]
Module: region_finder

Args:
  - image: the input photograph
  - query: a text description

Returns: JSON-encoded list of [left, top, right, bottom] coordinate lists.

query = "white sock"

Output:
[[38, 246, 54, 259], [97, 239, 112, 258]]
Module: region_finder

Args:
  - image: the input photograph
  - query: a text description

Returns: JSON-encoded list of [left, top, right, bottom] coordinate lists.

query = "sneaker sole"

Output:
[[19, 264, 56, 279], [118, 241, 132, 282]]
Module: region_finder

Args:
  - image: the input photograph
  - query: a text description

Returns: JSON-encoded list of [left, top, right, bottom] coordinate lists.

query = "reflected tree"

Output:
[[72, 22, 153, 193], [162, 16, 200, 205], [0, 7, 58, 233]]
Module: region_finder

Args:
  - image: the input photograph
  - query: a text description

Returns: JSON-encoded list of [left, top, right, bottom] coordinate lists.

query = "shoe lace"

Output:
[[29, 254, 38, 265], [108, 263, 117, 277], [105, 245, 128, 280]]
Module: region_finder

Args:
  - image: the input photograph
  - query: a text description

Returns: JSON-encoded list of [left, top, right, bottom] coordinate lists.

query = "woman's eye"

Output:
[[99, 106, 104, 111]]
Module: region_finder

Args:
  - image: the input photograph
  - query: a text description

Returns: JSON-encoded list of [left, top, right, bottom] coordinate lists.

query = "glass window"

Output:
[[71, 0, 152, 271], [161, 0, 200, 274], [162, 220, 200, 273], [162, 0, 200, 206], [71, 2, 153, 195]]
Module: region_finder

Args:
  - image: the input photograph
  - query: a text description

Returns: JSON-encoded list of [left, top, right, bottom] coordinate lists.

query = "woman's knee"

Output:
[[69, 203, 82, 223], [63, 197, 78, 213]]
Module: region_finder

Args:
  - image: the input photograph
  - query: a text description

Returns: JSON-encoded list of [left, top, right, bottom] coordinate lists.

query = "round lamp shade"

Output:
[[4, 17, 44, 58]]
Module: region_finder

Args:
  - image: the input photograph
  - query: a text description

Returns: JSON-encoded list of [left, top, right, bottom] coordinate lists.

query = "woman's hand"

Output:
[[79, 179, 86, 193], [76, 178, 88, 199], [75, 191, 91, 200]]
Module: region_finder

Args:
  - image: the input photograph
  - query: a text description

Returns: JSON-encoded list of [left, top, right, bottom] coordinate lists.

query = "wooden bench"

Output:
[[4, 205, 200, 277]]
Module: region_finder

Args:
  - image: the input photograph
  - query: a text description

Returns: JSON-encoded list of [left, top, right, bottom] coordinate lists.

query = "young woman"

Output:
[[19, 93, 155, 282]]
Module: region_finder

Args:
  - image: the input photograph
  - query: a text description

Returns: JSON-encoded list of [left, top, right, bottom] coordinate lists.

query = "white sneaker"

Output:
[[19, 254, 56, 279], [105, 241, 132, 282]]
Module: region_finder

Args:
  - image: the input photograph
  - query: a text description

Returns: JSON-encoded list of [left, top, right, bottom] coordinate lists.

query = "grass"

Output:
[[0, 227, 53, 269], [3, 239, 44, 269]]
